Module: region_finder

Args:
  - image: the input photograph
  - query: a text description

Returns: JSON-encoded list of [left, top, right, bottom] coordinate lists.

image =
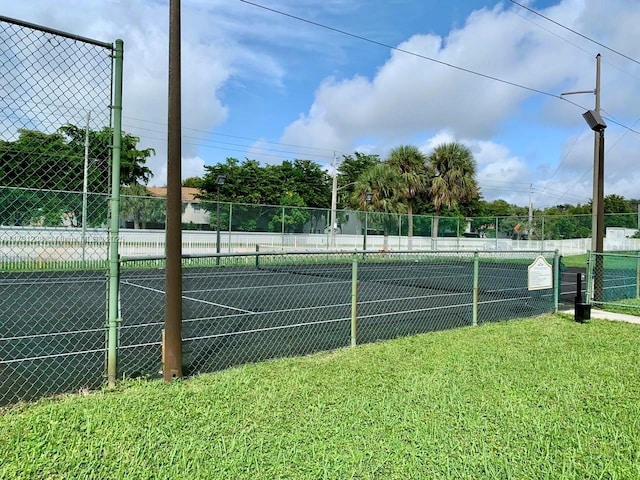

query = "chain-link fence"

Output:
[[0, 16, 120, 406], [116, 250, 558, 381], [110, 193, 640, 256], [587, 251, 640, 315]]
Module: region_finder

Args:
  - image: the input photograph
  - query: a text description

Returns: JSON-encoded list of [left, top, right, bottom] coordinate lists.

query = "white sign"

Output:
[[528, 256, 553, 291]]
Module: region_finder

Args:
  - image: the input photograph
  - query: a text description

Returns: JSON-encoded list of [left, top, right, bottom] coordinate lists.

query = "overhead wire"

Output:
[[508, 0, 640, 66], [238, 0, 640, 137], [121, 1, 640, 206], [123, 115, 339, 154]]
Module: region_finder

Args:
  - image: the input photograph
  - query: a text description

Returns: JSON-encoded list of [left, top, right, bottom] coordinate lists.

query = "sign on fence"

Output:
[[528, 255, 553, 291]]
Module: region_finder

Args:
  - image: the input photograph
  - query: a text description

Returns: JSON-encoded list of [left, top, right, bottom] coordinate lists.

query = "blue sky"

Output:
[[2, 0, 639, 208]]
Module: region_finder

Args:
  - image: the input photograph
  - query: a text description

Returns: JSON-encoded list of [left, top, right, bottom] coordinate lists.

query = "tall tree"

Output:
[[386, 145, 428, 250], [337, 152, 381, 207], [426, 142, 479, 239], [0, 125, 155, 227], [351, 163, 405, 251]]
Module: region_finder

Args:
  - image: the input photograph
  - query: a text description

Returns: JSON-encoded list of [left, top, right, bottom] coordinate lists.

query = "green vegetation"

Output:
[[0, 126, 154, 228], [561, 254, 587, 268], [2, 315, 640, 479], [599, 297, 640, 316]]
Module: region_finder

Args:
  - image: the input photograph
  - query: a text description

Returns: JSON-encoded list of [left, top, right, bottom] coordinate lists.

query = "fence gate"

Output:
[[0, 15, 121, 406]]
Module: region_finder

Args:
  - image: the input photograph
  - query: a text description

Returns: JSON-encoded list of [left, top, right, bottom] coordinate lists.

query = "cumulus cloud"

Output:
[[278, 0, 640, 205], [2, 0, 639, 205]]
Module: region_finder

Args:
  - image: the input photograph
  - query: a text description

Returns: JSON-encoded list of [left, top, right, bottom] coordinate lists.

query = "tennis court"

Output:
[[2, 251, 558, 406]]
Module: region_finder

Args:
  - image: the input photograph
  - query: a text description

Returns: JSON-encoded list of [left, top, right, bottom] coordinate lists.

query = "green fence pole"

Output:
[[107, 38, 124, 387], [636, 252, 639, 299], [281, 206, 285, 250], [351, 257, 358, 347], [228, 203, 232, 253], [553, 250, 559, 313], [473, 251, 479, 326]]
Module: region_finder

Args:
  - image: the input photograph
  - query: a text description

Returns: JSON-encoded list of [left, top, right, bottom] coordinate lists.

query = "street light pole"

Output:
[[215, 174, 226, 265], [581, 109, 607, 302], [363, 191, 372, 253], [561, 53, 601, 254], [330, 153, 338, 248]]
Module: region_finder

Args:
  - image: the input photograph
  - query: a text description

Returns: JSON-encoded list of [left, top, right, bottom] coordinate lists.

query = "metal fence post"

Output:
[[473, 251, 479, 326], [281, 206, 285, 249], [585, 250, 593, 303], [636, 252, 640, 299], [107, 38, 124, 387], [228, 203, 232, 253], [351, 257, 358, 347], [553, 250, 560, 313]]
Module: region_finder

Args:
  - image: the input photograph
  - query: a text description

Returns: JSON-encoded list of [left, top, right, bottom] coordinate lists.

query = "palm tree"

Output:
[[386, 145, 428, 250], [351, 163, 405, 251], [427, 142, 479, 239]]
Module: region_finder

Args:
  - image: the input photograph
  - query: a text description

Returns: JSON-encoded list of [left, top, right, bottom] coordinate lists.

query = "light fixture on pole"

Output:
[[363, 191, 372, 253], [582, 109, 606, 303], [215, 174, 226, 265], [561, 53, 601, 255]]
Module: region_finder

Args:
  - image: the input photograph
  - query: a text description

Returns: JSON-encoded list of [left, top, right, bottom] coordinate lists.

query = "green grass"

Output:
[[2, 315, 640, 479], [599, 297, 640, 316], [561, 254, 587, 268]]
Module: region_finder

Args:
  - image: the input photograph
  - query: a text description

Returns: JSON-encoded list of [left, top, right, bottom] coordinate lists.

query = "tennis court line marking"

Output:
[[122, 280, 255, 314], [183, 295, 255, 314]]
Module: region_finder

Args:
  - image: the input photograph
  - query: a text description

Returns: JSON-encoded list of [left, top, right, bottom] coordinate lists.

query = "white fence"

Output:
[[2, 226, 640, 265]]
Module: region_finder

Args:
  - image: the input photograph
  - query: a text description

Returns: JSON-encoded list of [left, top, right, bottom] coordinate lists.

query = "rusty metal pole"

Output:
[[593, 129, 605, 303], [164, 0, 182, 380]]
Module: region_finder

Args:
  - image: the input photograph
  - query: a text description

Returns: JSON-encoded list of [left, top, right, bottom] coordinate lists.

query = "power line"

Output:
[[508, 0, 640, 66], [122, 123, 336, 161], [533, 127, 587, 205], [238, 0, 640, 138], [239, 0, 562, 100], [123, 115, 340, 155], [511, 8, 640, 82]]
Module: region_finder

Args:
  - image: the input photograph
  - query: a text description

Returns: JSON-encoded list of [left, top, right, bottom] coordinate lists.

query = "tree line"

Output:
[[1, 126, 637, 240], [0, 125, 154, 226]]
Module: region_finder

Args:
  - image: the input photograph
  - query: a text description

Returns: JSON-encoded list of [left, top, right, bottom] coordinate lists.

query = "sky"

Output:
[[2, 0, 639, 209]]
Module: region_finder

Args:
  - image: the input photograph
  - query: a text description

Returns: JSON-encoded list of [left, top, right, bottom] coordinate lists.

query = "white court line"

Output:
[[121, 279, 255, 314], [182, 295, 255, 314]]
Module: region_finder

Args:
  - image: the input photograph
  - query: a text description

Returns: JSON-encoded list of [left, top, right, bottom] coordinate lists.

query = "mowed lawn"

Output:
[[2, 315, 640, 479]]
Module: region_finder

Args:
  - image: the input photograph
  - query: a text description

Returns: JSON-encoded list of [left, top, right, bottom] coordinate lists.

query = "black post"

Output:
[[574, 272, 591, 322], [363, 212, 368, 252]]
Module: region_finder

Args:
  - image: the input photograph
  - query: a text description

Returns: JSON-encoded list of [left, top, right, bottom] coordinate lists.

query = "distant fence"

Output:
[[2, 226, 640, 271], [1, 249, 559, 407]]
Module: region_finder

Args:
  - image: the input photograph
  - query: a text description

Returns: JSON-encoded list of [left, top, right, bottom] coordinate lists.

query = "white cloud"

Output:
[[277, 0, 640, 204], [2, 0, 639, 205]]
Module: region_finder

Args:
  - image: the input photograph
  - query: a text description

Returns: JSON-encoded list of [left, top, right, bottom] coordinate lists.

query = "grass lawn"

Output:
[[599, 297, 640, 316], [2, 315, 640, 479], [562, 253, 587, 268]]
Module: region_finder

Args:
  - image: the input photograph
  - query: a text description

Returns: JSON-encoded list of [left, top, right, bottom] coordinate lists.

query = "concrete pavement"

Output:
[[561, 307, 640, 325]]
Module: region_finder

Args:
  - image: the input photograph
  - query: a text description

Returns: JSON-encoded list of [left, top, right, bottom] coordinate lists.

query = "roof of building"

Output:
[[147, 187, 201, 203]]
